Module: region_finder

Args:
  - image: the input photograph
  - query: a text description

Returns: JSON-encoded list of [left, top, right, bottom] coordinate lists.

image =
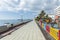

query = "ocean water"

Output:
[[0, 20, 22, 26]]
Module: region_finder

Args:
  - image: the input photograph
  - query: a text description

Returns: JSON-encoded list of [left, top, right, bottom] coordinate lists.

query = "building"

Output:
[[55, 6, 60, 23], [55, 6, 60, 28]]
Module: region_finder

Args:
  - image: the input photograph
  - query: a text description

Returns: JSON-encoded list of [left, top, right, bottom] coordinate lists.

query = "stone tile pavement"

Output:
[[0, 20, 46, 40]]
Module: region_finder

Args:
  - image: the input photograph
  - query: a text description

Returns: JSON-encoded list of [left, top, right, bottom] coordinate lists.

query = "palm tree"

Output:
[[35, 10, 46, 21], [39, 10, 46, 19], [44, 14, 52, 23]]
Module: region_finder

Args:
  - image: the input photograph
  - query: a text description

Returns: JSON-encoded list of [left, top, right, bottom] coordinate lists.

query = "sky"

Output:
[[0, 0, 60, 19]]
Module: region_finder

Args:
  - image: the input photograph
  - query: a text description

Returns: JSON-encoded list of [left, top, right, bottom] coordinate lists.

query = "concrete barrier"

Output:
[[50, 27, 58, 40], [42, 23, 44, 28], [44, 23, 47, 30], [46, 25, 50, 33], [38, 21, 60, 40]]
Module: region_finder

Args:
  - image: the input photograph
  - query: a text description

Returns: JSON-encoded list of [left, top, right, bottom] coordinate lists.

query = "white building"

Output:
[[55, 6, 60, 28], [55, 6, 60, 16]]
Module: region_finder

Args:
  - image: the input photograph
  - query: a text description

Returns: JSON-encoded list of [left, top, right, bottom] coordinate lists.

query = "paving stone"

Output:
[[0, 20, 46, 40]]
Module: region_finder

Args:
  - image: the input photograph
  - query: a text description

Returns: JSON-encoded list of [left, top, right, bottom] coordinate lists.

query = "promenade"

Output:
[[0, 20, 46, 40]]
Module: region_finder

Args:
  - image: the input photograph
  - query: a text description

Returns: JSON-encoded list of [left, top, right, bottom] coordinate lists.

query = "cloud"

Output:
[[0, 0, 60, 19], [0, 0, 47, 13]]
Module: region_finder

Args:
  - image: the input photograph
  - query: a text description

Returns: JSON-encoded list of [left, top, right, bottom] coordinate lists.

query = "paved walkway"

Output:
[[0, 20, 46, 40]]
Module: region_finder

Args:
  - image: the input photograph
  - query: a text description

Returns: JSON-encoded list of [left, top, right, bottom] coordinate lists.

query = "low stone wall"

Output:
[[38, 20, 60, 40], [0, 20, 32, 34], [0, 26, 8, 33]]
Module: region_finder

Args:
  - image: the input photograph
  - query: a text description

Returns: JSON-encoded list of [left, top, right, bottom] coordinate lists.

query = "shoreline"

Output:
[[0, 20, 32, 39], [0, 20, 32, 34]]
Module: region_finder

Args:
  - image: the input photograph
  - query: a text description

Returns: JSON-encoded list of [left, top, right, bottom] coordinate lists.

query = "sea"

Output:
[[0, 19, 23, 26]]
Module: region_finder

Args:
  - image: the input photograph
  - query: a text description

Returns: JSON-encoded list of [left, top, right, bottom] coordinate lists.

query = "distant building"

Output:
[[55, 6, 60, 28], [55, 6, 60, 23]]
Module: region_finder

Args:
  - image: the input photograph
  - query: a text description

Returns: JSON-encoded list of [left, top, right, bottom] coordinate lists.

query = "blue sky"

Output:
[[0, 0, 60, 19]]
